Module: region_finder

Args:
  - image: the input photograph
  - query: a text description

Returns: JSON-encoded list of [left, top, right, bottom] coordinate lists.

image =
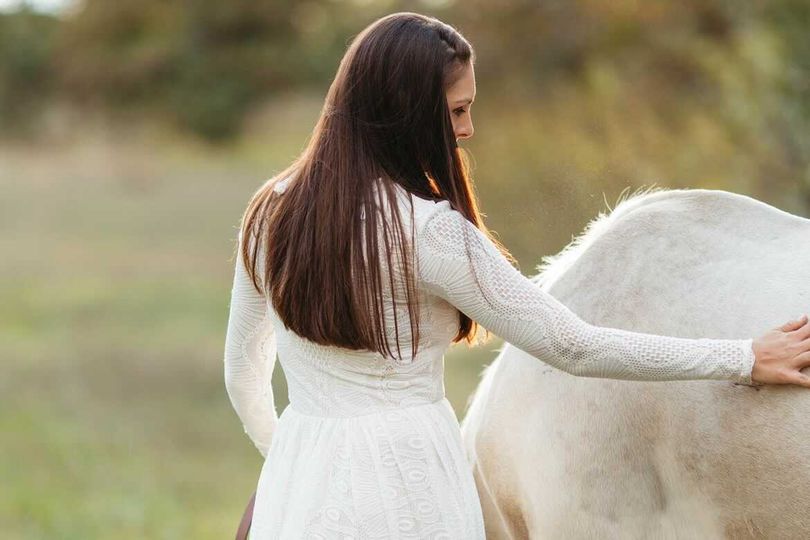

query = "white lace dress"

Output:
[[223, 178, 756, 540]]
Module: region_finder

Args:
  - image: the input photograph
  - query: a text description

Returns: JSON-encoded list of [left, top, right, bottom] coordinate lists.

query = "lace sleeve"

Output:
[[415, 200, 756, 385], [223, 229, 279, 458]]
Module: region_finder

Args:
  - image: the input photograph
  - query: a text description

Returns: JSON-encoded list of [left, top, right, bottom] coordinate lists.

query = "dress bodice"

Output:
[[262, 176, 462, 417], [266, 290, 459, 418]]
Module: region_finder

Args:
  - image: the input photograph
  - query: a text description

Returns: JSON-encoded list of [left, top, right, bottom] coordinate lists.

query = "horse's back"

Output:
[[462, 189, 810, 539]]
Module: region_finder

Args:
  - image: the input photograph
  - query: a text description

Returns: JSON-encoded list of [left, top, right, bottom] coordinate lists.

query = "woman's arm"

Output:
[[223, 229, 278, 458], [415, 200, 757, 384]]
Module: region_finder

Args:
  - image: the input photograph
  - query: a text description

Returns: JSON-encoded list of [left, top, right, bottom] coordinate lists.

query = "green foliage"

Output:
[[764, 0, 810, 198], [40, 0, 391, 140], [0, 9, 57, 136]]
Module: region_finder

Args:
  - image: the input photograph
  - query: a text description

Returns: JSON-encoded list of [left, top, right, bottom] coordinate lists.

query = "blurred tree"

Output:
[[48, 0, 392, 140], [764, 0, 810, 207], [0, 8, 57, 137]]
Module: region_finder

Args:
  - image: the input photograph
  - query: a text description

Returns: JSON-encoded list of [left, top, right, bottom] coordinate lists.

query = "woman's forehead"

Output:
[[447, 64, 476, 101]]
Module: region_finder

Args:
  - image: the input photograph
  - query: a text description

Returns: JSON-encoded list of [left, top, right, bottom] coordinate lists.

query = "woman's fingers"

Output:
[[793, 350, 810, 370], [753, 316, 810, 388], [781, 314, 808, 333], [786, 369, 810, 388], [792, 318, 810, 341]]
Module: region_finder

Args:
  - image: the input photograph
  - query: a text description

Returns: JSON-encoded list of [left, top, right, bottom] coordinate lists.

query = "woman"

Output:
[[223, 12, 810, 539]]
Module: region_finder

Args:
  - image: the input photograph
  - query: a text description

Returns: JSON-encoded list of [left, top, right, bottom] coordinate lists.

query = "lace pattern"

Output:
[[222, 228, 278, 458]]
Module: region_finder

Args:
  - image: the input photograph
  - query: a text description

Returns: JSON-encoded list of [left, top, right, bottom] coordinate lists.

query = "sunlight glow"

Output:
[[0, 0, 79, 15]]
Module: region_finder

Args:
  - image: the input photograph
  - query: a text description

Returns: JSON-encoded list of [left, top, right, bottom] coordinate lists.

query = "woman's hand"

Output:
[[751, 314, 810, 387]]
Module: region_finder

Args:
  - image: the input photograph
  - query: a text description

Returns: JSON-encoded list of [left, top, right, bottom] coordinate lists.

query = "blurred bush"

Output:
[[49, 0, 365, 140], [0, 9, 57, 136]]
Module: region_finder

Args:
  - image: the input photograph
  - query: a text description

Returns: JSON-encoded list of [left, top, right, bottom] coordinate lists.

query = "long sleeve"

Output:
[[223, 229, 279, 458], [415, 200, 756, 385]]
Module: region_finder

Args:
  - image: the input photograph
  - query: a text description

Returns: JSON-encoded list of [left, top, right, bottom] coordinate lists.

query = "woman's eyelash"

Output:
[[453, 108, 466, 116]]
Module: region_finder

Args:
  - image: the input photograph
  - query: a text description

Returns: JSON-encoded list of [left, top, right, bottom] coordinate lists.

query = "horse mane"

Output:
[[463, 185, 803, 418], [464, 184, 723, 417], [466, 184, 681, 413], [529, 184, 679, 290]]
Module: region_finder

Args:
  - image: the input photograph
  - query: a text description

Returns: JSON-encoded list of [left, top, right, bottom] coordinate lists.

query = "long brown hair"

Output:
[[238, 12, 515, 360]]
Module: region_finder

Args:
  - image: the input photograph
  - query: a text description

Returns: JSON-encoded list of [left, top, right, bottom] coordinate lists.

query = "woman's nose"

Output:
[[456, 126, 473, 140]]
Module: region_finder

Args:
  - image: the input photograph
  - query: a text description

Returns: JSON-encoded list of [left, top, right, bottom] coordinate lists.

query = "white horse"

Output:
[[460, 187, 810, 539]]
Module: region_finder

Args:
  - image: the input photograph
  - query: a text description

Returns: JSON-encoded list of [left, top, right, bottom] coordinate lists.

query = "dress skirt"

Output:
[[248, 397, 486, 539]]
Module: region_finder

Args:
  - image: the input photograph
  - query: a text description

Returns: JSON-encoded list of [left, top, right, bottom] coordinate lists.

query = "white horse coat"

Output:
[[460, 188, 810, 539]]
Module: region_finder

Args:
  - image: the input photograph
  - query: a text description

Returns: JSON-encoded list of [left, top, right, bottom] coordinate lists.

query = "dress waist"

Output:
[[283, 395, 451, 420]]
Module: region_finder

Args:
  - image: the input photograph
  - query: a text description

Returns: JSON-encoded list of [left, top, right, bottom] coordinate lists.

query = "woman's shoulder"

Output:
[[268, 172, 454, 230], [272, 174, 294, 194], [383, 178, 454, 224], [403, 189, 456, 232]]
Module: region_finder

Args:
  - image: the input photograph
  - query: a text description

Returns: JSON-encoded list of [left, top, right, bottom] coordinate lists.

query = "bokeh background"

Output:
[[2, 0, 809, 537]]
